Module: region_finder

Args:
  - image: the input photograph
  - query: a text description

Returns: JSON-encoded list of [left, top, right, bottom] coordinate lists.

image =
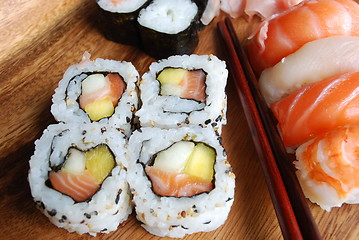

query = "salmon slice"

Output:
[[49, 169, 100, 202], [145, 166, 213, 197], [79, 73, 126, 109], [247, 0, 359, 74], [180, 70, 206, 103], [271, 72, 359, 146], [295, 124, 359, 210]]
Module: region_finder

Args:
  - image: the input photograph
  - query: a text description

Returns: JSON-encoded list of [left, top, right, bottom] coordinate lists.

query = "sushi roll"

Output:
[[28, 123, 132, 236], [295, 124, 359, 211], [137, 0, 200, 59], [51, 52, 139, 137], [96, 0, 150, 46], [136, 54, 228, 133], [126, 127, 235, 238]]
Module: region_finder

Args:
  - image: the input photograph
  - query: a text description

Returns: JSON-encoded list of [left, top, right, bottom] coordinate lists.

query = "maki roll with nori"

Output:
[[126, 126, 235, 238], [28, 123, 132, 236], [137, 0, 199, 59], [51, 52, 139, 137], [96, 0, 150, 46], [136, 54, 228, 133]]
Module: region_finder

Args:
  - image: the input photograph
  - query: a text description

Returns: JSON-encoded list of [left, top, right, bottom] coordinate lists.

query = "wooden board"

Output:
[[0, 0, 358, 239]]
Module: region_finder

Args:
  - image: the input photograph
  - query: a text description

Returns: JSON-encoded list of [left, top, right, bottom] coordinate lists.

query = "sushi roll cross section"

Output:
[[126, 127, 235, 238], [136, 54, 228, 132], [28, 123, 132, 236], [51, 53, 139, 137]]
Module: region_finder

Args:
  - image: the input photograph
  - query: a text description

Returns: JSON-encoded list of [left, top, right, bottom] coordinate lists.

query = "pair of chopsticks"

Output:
[[218, 18, 321, 240]]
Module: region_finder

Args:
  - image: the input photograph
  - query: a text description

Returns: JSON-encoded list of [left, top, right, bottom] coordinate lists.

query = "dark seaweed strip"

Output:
[[95, 1, 151, 47], [139, 23, 199, 59], [192, 0, 209, 30]]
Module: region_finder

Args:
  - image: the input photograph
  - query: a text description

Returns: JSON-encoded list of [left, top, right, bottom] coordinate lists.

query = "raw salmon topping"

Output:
[[271, 72, 359, 146], [248, 0, 359, 74]]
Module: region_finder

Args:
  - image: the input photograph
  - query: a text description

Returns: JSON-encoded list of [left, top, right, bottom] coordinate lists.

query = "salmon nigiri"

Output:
[[271, 72, 359, 147], [247, 0, 359, 74], [145, 141, 215, 197], [157, 68, 206, 103], [295, 124, 359, 211]]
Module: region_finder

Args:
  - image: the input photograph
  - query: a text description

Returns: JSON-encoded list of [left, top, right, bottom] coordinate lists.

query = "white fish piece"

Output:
[[259, 36, 359, 104]]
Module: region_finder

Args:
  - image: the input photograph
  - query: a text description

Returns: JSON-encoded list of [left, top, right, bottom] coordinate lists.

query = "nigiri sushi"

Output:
[[271, 72, 359, 147], [259, 36, 359, 104], [295, 124, 359, 211], [247, 0, 359, 74]]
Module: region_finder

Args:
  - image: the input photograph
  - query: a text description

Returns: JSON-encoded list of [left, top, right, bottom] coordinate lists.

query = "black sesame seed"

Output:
[[226, 197, 233, 202], [218, 137, 223, 144], [205, 119, 211, 125], [225, 167, 233, 174], [101, 228, 108, 232], [47, 209, 57, 217], [181, 225, 189, 230], [115, 189, 123, 204], [223, 149, 227, 157], [126, 117, 131, 123], [84, 213, 91, 219], [82, 130, 87, 135], [215, 115, 222, 122], [203, 221, 211, 224], [211, 122, 217, 127], [101, 127, 107, 133]]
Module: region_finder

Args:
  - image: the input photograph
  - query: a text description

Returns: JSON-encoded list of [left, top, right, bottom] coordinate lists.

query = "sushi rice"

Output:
[[28, 123, 132, 236], [126, 126, 235, 238]]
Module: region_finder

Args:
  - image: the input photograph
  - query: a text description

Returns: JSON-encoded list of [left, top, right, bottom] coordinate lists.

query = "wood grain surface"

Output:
[[0, 0, 358, 239]]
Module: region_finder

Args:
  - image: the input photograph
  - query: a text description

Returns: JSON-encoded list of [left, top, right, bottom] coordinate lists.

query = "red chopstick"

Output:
[[218, 18, 321, 240]]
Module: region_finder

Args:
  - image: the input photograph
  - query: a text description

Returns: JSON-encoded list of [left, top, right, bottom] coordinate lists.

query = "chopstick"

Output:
[[218, 18, 322, 240]]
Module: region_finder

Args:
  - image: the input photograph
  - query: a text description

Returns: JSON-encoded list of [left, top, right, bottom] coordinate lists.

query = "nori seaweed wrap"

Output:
[[137, 0, 199, 59], [96, 0, 151, 46]]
